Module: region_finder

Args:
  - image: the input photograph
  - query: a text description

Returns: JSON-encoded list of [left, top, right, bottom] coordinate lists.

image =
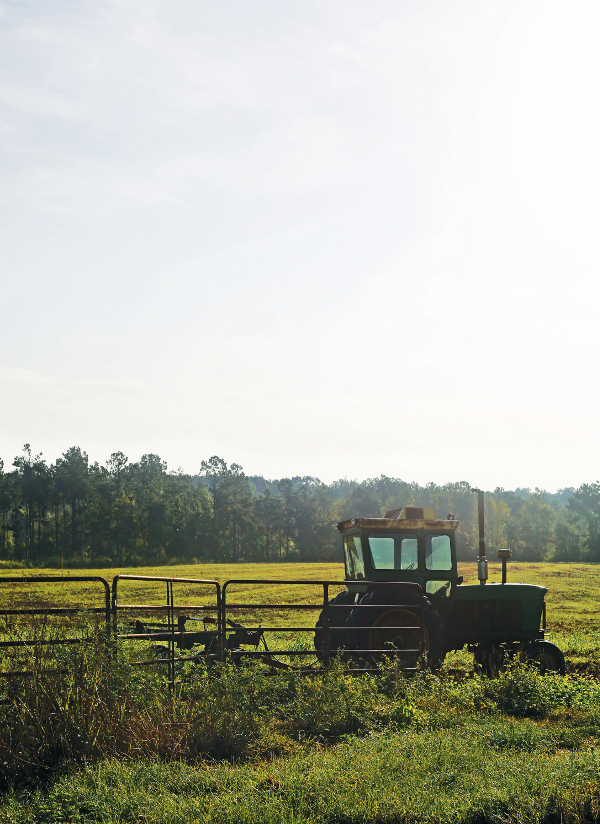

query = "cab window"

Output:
[[369, 534, 418, 570], [426, 580, 451, 597], [425, 534, 452, 570], [344, 535, 365, 579]]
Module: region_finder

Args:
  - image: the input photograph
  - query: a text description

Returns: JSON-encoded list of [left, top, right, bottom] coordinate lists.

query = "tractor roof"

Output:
[[336, 507, 459, 533]]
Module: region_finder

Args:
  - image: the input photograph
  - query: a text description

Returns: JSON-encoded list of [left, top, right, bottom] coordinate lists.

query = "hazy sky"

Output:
[[2, 0, 599, 490]]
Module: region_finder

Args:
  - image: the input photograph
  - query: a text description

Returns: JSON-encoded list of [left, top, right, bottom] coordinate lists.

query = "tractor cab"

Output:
[[337, 507, 461, 600]]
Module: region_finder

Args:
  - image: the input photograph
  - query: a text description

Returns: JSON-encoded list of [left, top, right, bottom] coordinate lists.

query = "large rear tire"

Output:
[[314, 589, 357, 657], [344, 584, 445, 670]]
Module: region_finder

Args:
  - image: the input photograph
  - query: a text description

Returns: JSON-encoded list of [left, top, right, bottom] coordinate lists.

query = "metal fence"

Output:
[[0, 575, 426, 682], [221, 579, 426, 673]]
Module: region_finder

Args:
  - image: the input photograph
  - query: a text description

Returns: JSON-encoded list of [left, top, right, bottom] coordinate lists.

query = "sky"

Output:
[[1, 0, 600, 491]]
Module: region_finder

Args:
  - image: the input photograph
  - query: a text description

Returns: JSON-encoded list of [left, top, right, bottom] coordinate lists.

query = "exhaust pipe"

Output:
[[472, 488, 488, 585]]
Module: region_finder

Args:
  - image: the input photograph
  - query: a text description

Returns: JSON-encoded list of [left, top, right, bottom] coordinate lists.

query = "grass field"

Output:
[[2, 562, 600, 823], [2, 560, 600, 672]]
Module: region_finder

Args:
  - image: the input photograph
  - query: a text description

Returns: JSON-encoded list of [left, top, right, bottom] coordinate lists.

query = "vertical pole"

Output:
[[171, 581, 175, 691], [501, 558, 507, 584], [217, 582, 222, 662], [104, 580, 111, 635], [111, 576, 119, 643], [323, 584, 330, 667], [420, 589, 426, 667], [472, 489, 488, 585], [220, 585, 227, 662], [102, 578, 112, 660], [167, 581, 174, 693]]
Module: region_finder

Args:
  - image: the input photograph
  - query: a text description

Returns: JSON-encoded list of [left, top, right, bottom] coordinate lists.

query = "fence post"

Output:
[[323, 583, 330, 667], [111, 576, 119, 637], [220, 584, 227, 663], [103, 579, 111, 635], [166, 581, 175, 692], [421, 590, 426, 666]]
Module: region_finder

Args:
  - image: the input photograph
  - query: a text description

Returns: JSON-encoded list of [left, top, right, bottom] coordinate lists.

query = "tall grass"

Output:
[[3, 633, 600, 793], [3, 638, 600, 822], [0, 636, 414, 790], [3, 724, 600, 824]]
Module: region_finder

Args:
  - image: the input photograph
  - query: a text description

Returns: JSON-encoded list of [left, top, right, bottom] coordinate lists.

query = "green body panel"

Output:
[[448, 583, 546, 641], [454, 583, 547, 601]]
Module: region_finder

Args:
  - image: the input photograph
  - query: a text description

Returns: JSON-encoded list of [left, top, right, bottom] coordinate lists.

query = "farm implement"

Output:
[[112, 576, 428, 680], [0, 491, 565, 685]]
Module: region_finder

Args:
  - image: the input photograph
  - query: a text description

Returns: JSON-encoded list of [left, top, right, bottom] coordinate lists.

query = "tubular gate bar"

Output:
[[0, 576, 111, 678]]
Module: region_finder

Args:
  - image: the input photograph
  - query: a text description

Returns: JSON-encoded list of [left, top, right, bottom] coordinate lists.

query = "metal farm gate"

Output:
[[220, 579, 425, 673], [0, 575, 426, 688], [112, 574, 221, 689], [0, 576, 111, 680]]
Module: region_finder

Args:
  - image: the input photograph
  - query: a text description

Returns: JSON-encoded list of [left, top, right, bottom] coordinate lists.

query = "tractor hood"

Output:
[[454, 583, 547, 600]]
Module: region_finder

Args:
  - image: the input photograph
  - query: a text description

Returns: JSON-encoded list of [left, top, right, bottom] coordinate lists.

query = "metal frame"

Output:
[[111, 575, 221, 690], [0, 576, 427, 678], [0, 576, 111, 678], [221, 579, 426, 672], [3, 575, 554, 681]]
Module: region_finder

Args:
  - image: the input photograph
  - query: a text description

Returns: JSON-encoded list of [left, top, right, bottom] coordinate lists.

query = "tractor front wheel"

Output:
[[522, 640, 566, 675]]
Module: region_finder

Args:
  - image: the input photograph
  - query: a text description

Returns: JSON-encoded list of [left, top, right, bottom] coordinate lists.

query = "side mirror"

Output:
[[457, 576, 464, 585]]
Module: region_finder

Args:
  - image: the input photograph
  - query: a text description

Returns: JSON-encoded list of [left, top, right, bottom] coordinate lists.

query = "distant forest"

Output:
[[0, 445, 598, 567]]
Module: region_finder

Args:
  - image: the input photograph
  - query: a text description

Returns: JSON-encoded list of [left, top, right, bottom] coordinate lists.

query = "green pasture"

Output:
[[3, 558, 598, 621], [6, 723, 600, 824], [2, 562, 600, 822], [0, 561, 345, 610], [1, 561, 599, 672], [3, 651, 600, 823]]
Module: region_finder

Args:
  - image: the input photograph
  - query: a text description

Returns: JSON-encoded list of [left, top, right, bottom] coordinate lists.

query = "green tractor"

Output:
[[315, 489, 565, 675]]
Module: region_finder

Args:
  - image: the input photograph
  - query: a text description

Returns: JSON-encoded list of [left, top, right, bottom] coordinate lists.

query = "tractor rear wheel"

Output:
[[314, 589, 357, 657], [344, 584, 445, 670], [522, 640, 566, 675]]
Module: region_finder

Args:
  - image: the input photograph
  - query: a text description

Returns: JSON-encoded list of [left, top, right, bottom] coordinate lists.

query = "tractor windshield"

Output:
[[368, 534, 418, 570]]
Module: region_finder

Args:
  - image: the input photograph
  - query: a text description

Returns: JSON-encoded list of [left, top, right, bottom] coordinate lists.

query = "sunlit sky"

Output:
[[2, 1, 599, 490]]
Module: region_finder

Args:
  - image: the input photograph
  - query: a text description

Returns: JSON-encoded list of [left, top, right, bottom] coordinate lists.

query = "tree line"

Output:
[[0, 445, 597, 567]]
